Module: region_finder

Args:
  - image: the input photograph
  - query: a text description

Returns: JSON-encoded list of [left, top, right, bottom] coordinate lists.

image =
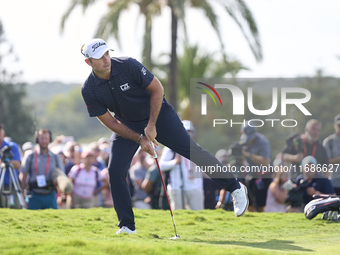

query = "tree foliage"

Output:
[[60, 0, 262, 110], [39, 87, 112, 143], [0, 19, 35, 145]]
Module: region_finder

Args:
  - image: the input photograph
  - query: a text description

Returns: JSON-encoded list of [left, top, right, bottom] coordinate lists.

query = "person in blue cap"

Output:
[[80, 38, 249, 234]]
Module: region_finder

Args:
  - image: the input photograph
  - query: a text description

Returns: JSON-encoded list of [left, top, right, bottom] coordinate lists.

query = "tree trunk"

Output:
[[169, 2, 178, 110], [142, 11, 153, 70]]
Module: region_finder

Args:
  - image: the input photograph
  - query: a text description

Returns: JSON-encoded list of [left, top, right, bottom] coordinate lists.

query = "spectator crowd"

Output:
[[1, 114, 340, 213]]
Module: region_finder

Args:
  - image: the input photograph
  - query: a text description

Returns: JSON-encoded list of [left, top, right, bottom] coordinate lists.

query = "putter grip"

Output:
[[151, 141, 158, 159]]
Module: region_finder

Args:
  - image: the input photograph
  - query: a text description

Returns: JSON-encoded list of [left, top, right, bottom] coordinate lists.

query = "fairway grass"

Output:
[[1, 208, 339, 255]]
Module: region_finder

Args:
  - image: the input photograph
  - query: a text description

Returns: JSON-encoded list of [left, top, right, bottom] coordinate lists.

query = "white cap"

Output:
[[22, 141, 33, 152], [182, 120, 196, 136], [81, 38, 113, 59]]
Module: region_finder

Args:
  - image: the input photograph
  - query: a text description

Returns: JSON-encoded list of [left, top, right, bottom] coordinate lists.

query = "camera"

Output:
[[227, 141, 245, 169], [285, 133, 304, 154], [0, 146, 13, 164], [284, 179, 309, 208]]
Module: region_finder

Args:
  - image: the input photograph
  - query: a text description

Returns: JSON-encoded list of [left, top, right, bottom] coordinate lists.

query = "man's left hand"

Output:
[[144, 124, 158, 146]]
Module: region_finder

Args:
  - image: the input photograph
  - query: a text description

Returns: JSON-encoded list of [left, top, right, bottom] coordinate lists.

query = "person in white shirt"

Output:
[[159, 120, 204, 210]]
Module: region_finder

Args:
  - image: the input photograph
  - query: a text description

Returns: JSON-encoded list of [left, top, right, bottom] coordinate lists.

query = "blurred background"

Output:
[[0, 0, 339, 155]]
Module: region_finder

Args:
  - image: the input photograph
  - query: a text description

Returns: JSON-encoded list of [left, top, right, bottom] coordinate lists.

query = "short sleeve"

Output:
[[10, 143, 21, 162], [98, 171, 105, 182], [320, 147, 329, 165], [81, 89, 108, 117], [68, 165, 79, 179], [322, 137, 332, 158], [21, 153, 33, 174], [261, 142, 271, 158], [128, 58, 154, 89]]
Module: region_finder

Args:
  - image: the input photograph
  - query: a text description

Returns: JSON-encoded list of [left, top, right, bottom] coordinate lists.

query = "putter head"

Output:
[[169, 235, 180, 240]]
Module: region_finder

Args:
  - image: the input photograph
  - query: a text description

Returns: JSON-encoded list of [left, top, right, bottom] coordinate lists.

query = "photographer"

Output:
[[0, 123, 22, 208], [323, 114, 340, 195], [20, 129, 65, 210], [241, 122, 271, 212], [295, 156, 335, 207], [282, 119, 329, 181]]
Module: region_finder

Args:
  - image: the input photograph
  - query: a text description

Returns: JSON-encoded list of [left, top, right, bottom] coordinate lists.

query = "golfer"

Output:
[[80, 38, 248, 234]]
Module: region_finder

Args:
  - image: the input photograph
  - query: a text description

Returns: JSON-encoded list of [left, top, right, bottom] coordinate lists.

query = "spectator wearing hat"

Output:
[[0, 123, 22, 208], [159, 120, 204, 210], [241, 122, 271, 212], [296, 156, 335, 206], [88, 142, 106, 171], [22, 142, 33, 157], [323, 114, 340, 195], [68, 151, 108, 209], [282, 119, 329, 181]]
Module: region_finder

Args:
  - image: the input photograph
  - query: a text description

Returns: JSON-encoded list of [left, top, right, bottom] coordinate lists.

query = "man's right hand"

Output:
[[139, 137, 157, 157]]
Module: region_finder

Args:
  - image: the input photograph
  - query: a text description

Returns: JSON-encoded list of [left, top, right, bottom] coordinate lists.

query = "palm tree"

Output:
[[61, 0, 262, 110], [167, 0, 262, 110], [60, 0, 163, 70], [156, 43, 246, 109]]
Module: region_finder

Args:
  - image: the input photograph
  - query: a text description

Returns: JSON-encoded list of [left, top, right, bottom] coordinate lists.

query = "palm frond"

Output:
[[95, 0, 134, 48], [60, 0, 98, 34], [221, 0, 263, 62], [195, 0, 226, 60], [60, 0, 81, 34]]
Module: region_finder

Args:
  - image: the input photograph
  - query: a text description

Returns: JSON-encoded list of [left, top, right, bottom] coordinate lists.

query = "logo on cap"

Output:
[[92, 42, 106, 52]]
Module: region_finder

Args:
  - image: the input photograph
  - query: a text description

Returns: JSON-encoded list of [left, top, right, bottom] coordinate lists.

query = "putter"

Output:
[[151, 141, 180, 240]]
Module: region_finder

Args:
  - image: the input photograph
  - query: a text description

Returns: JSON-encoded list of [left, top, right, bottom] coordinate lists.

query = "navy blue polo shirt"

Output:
[[82, 57, 155, 122]]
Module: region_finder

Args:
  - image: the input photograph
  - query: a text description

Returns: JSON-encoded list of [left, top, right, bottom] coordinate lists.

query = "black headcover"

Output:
[[304, 197, 340, 220]]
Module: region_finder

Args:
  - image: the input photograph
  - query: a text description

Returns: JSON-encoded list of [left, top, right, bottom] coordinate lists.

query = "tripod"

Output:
[[0, 161, 26, 209]]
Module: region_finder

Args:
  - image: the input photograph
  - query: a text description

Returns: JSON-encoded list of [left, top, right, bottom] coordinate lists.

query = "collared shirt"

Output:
[[245, 133, 271, 168], [282, 135, 329, 179], [21, 147, 64, 183], [296, 173, 335, 205], [323, 133, 340, 187], [81, 57, 155, 122]]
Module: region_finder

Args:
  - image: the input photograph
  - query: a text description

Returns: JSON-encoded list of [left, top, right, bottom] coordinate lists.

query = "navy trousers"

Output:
[[108, 101, 240, 230]]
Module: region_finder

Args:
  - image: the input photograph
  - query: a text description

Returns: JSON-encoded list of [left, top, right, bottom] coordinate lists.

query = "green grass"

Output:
[[1, 208, 339, 255]]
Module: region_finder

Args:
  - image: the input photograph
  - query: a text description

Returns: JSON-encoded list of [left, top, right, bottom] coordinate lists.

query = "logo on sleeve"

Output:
[[141, 67, 147, 75], [120, 83, 130, 91]]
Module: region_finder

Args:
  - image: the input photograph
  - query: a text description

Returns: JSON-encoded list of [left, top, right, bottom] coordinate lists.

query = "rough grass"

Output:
[[1, 208, 339, 255]]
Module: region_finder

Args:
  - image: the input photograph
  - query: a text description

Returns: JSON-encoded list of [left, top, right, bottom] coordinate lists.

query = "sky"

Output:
[[0, 0, 339, 85]]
